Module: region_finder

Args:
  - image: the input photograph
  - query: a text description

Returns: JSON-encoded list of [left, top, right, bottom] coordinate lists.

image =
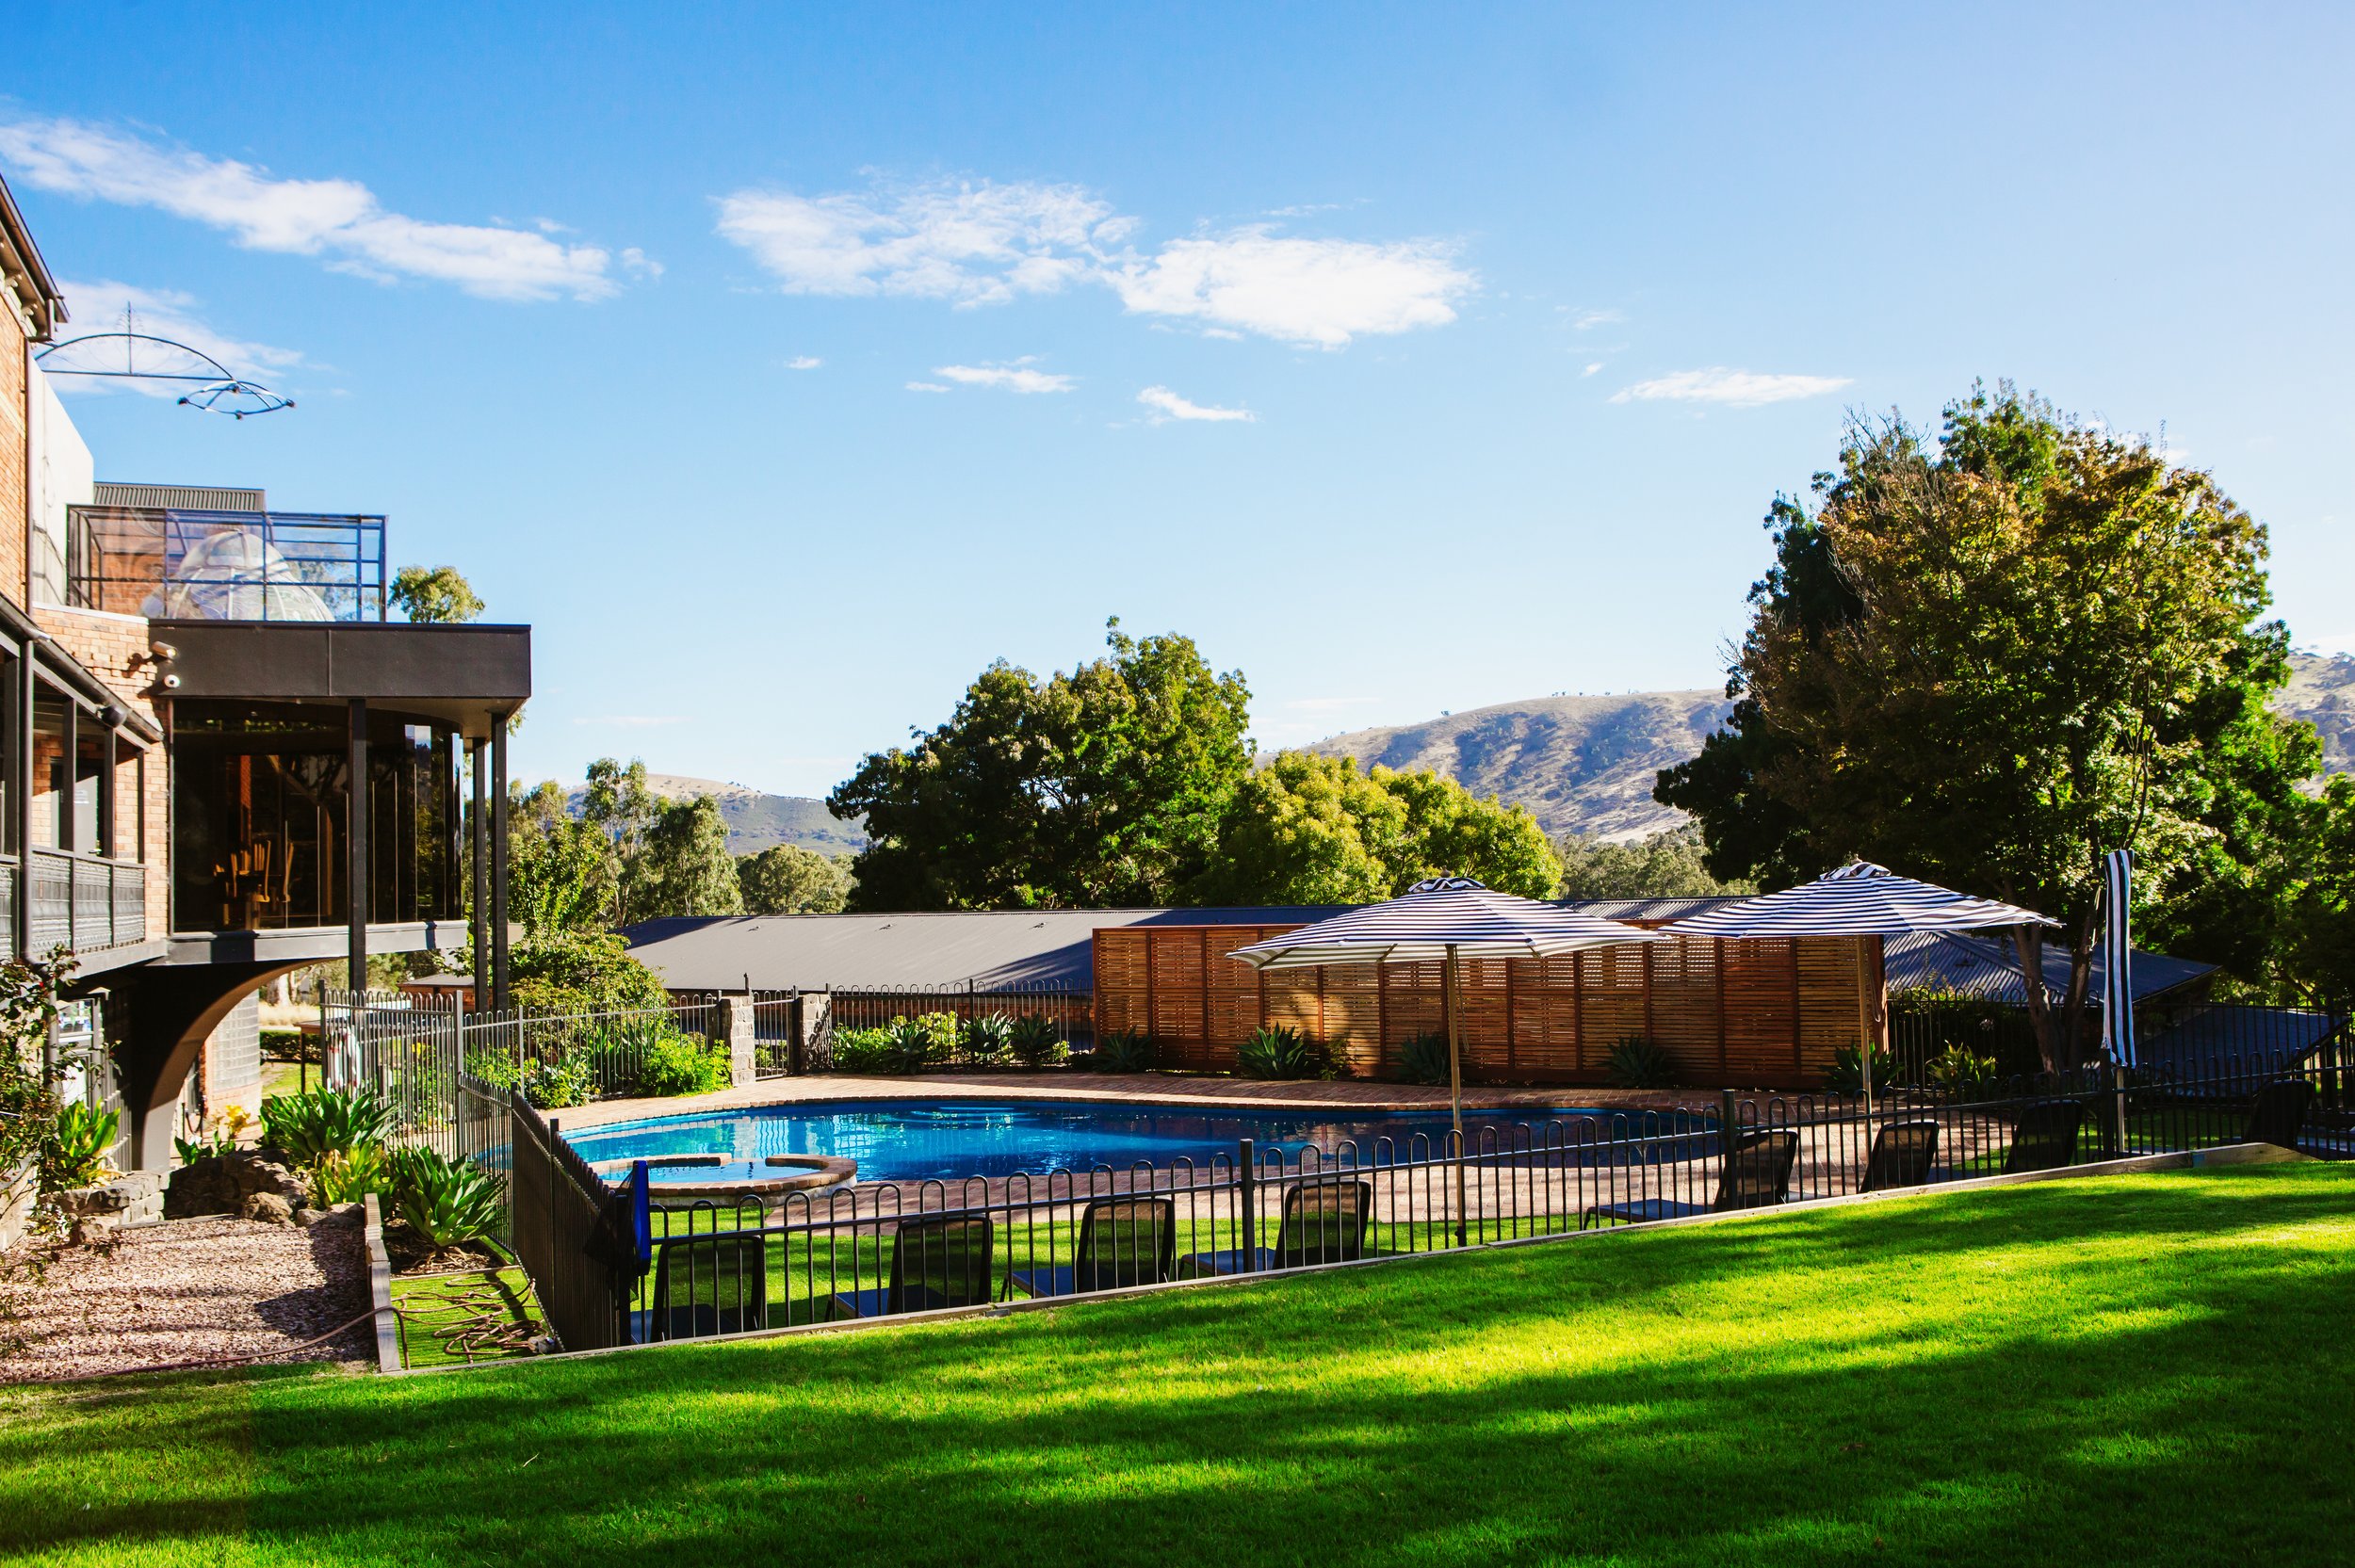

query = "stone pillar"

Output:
[[718, 994, 756, 1088], [792, 993, 831, 1075]]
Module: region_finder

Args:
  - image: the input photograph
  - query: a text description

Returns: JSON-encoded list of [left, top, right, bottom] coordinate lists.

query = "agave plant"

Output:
[[1236, 1026, 1326, 1081], [960, 1012, 1017, 1066], [1008, 1012, 1066, 1069], [1924, 1043, 1999, 1101], [39, 1102, 120, 1192], [1087, 1027, 1157, 1075], [260, 1087, 398, 1168], [1823, 1043, 1897, 1096], [312, 1143, 394, 1204], [1605, 1036, 1681, 1090], [1395, 1030, 1452, 1087], [885, 1013, 954, 1073], [390, 1147, 507, 1249]]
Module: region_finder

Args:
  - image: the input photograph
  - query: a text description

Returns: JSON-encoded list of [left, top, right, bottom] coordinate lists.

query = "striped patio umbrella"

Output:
[[1230, 877, 1659, 1244], [1228, 877, 1661, 1171], [1661, 861, 2057, 1111]]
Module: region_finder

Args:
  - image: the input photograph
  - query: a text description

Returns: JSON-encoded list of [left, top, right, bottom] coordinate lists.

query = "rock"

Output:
[[241, 1191, 295, 1225], [52, 1183, 132, 1219], [165, 1152, 309, 1220]]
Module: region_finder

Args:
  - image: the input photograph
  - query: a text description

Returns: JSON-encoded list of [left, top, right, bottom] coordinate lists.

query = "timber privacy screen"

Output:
[[1095, 924, 1880, 1089]]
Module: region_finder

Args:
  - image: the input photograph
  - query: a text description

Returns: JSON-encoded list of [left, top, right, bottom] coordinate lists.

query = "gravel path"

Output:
[[0, 1206, 372, 1384]]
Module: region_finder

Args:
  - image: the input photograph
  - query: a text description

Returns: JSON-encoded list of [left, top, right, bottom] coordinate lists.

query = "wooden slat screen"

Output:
[[1093, 923, 1878, 1089]]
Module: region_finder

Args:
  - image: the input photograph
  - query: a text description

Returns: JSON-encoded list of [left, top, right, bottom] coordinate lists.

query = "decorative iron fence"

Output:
[[553, 1053, 2348, 1350], [508, 1091, 638, 1352]]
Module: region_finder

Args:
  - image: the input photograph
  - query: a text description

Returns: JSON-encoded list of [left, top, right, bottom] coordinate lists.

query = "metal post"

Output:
[[1237, 1138, 1258, 1272], [9, 650, 29, 961], [1853, 936, 1878, 1125], [1445, 943, 1467, 1248], [469, 736, 488, 1011], [347, 698, 369, 994], [491, 712, 512, 1010]]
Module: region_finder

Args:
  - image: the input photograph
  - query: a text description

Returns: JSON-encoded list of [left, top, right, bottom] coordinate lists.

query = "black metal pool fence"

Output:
[[489, 1052, 2348, 1354]]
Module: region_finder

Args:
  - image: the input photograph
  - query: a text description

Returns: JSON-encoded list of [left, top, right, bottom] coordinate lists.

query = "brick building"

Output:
[[1, 171, 530, 1167]]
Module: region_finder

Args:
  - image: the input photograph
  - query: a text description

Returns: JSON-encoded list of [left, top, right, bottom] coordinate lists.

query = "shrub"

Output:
[[518, 1053, 599, 1109], [631, 1030, 731, 1097], [1395, 1031, 1452, 1086], [886, 1013, 958, 1073], [1824, 1043, 1899, 1096], [38, 1103, 119, 1192], [1088, 1028, 1157, 1074], [313, 1144, 393, 1204], [1605, 1036, 1680, 1090], [1009, 1012, 1067, 1069], [828, 1026, 900, 1075], [1924, 1043, 1999, 1101], [463, 1048, 521, 1091], [260, 1087, 398, 1167], [389, 1146, 507, 1249], [960, 1012, 1017, 1067], [1236, 1026, 1329, 1081], [259, 1026, 315, 1063]]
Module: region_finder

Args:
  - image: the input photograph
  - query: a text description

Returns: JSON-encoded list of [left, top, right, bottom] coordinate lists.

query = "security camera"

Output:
[[162, 673, 182, 689]]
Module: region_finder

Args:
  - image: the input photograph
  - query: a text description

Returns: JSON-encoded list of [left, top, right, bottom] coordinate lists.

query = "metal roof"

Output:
[[625, 899, 2214, 1002], [90, 483, 267, 511]]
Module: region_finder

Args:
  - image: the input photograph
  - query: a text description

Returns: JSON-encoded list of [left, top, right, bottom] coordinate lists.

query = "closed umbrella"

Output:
[[1229, 876, 1662, 1242], [1660, 861, 2058, 1116]]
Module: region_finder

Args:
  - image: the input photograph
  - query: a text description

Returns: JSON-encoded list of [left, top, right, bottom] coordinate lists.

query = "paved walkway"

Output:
[[555, 1071, 1704, 1130]]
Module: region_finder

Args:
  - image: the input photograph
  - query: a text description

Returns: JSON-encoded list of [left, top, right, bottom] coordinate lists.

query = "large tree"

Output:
[[737, 844, 853, 914], [1194, 752, 1562, 903], [1658, 384, 2319, 1069], [831, 621, 1253, 910], [634, 796, 745, 919], [1555, 824, 1758, 900]]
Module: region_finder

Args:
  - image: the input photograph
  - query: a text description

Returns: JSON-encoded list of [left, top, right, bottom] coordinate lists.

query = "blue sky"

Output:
[[8, 3, 2352, 797]]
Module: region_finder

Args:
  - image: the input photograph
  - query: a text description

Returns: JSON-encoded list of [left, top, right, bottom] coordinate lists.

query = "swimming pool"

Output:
[[562, 1097, 1696, 1185]]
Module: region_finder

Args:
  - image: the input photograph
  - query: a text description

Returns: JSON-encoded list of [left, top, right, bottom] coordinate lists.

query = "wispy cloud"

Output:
[[571, 715, 689, 728], [1611, 368, 1852, 408], [1582, 362, 1604, 377], [1137, 384, 1252, 423], [1565, 307, 1623, 330], [934, 360, 1074, 394], [785, 355, 822, 370], [0, 115, 635, 301], [904, 380, 951, 394], [45, 280, 301, 396], [716, 174, 1474, 348]]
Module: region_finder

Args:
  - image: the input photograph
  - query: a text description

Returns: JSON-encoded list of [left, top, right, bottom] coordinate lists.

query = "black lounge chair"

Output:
[[1178, 1178, 1372, 1276], [1861, 1120, 1940, 1192], [647, 1230, 768, 1341], [2243, 1079, 2317, 1150], [1582, 1128, 1800, 1228], [826, 1214, 996, 1320], [1009, 1196, 1177, 1299], [2002, 1099, 2086, 1174]]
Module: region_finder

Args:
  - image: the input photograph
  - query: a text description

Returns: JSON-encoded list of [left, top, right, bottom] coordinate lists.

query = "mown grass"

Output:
[[1, 1162, 2348, 1567], [390, 1268, 549, 1370]]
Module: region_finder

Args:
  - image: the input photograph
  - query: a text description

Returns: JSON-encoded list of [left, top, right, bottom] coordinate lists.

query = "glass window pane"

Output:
[[31, 694, 68, 851], [75, 729, 106, 857]]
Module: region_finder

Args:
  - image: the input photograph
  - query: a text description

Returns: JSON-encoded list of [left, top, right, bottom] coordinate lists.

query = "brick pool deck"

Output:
[[555, 1071, 1709, 1132]]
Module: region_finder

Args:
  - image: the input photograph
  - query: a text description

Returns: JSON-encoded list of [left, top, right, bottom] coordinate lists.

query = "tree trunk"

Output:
[[2058, 911, 2100, 1074], [2011, 924, 2059, 1075]]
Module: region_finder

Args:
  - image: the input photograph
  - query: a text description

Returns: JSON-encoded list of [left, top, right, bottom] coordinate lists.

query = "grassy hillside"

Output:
[[567, 773, 866, 857], [1305, 651, 2355, 842]]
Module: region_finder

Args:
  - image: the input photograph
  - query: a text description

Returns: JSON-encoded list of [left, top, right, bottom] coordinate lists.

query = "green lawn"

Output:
[[2, 1163, 2348, 1566], [390, 1267, 550, 1370]]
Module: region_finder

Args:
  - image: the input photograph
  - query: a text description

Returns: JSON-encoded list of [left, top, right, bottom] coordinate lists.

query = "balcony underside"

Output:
[[159, 919, 479, 968]]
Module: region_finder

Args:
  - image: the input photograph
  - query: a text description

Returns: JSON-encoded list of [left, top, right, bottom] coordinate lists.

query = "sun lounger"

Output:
[[646, 1229, 768, 1341], [2002, 1098, 2086, 1174], [1861, 1120, 1940, 1192], [826, 1214, 996, 1319], [2243, 1078, 2317, 1150], [1009, 1196, 1178, 1298], [1178, 1178, 1372, 1276], [1581, 1128, 1800, 1228]]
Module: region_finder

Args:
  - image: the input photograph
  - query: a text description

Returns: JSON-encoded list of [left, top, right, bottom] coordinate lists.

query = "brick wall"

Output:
[[33, 606, 171, 929]]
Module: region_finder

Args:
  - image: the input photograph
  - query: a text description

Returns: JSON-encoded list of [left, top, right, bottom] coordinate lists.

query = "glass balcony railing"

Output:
[[65, 506, 387, 622]]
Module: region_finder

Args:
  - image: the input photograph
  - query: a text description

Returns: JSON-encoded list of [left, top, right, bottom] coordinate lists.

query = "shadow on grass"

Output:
[[5, 1166, 2349, 1567]]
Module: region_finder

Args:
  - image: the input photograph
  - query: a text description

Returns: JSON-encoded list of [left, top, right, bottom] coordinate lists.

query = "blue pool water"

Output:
[[562, 1098, 1695, 1185]]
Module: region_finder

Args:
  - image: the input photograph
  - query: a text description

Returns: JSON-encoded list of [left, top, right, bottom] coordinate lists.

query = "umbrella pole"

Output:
[[1446, 943, 1467, 1248], [1854, 938, 1877, 1167]]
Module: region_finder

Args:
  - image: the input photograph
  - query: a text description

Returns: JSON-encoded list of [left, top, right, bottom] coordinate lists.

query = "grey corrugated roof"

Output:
[[625, 900, 2215, 1002], [623, 906, 1349, 993]]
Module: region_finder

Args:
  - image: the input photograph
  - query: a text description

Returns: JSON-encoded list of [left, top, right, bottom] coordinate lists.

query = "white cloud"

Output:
[[715, 174, 1474, 347], [934, 361, 1074, 394], [1611, 367, 1852, 408], [1566, 308, 1623, 330], [1106, 230, 1470, 348], [1582, 362, 1604, 377], [0, 116, 629, 301], [43, 280, 301, 397], [904, 380, 951, 393], [715, 179, 1125, 305], [786, 355, 823, 370], [1137, 384, 1253, 423]]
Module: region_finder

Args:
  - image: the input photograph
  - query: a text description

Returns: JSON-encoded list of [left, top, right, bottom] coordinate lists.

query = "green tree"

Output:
[[1555, 824, 1759, 899], [634, 796, 744, 920], [506, 780, 611, 934], [1658, 383, 2319, 1068], [831, 620, 1253, 910], [1195, 752, 1563, 903], [390, 565, 485, 624], [2279, 777, 2355, 1003], [737, 845, 853, 914], [578, 759, 662, 925]]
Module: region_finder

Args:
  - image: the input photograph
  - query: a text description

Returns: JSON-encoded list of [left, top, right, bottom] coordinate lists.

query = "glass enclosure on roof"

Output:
[[171, 700, 458, 932], [65, 507, 387, 621]]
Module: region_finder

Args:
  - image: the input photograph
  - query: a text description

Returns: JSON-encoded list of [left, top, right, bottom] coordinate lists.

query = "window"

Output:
[[30, 692, 68, 851], [74, 725, 106, 857]]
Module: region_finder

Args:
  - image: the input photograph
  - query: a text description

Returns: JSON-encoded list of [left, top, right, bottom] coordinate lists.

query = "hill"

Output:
[[567, 774, 866, 857], [1301, 651, 2355, 843]]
